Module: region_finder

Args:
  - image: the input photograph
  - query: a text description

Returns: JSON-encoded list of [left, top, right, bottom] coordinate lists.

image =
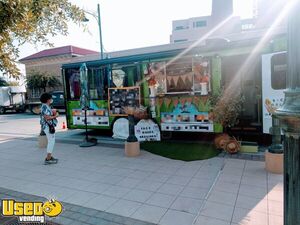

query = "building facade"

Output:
[[170, 0, 286, 43], [19, 45, 98, 98]]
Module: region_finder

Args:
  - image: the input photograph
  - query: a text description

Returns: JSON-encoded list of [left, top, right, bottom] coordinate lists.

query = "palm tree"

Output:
[[26, 71, 61, 93], [26, 71, 62, 114]]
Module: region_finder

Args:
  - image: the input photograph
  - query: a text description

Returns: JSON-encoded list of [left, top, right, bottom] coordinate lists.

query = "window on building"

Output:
[[242, 23, 255, 30], [174, 39, 188, 43], [175, 26, 188, 30], [31, 88, 41, 98], [193, 20, 207, 28], [271, 53, 287, 90]]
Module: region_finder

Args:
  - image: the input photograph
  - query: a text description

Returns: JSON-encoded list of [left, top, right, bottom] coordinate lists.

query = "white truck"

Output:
[[0, 86, 26, 114]]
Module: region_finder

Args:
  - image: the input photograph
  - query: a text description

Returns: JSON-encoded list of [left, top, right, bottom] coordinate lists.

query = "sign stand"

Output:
[[79, 63, 97, 148], [79, 106, 97, 147]]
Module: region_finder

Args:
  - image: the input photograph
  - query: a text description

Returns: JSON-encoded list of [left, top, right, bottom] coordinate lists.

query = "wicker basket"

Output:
[[225, 138, 241, 154], [214, 133, 230, 149]]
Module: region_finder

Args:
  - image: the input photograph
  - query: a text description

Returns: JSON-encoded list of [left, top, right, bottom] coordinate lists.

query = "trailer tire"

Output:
[[30, 105, 41, 115], [0, 107, 5, 114]]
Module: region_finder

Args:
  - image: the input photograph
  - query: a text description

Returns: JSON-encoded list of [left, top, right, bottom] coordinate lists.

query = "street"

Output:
[[0, 112, 66, 139]]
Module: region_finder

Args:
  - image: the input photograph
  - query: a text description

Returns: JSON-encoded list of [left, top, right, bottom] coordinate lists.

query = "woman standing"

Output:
[[40, 93, 59, 165]]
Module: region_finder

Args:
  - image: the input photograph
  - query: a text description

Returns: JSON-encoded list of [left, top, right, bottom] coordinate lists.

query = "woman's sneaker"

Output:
[[44, 157, 58, 165], [50, 157, 58, 163]]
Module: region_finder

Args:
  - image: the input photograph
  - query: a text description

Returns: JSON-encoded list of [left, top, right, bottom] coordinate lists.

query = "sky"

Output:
[[18, 0, 254, 60]]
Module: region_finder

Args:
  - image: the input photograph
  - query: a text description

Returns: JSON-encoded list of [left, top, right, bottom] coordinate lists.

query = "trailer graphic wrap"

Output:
[[63, 37, 286, 137], [68, 100, 110, 128], [159, 97, 214, 132], [262, 52, 286, 134]]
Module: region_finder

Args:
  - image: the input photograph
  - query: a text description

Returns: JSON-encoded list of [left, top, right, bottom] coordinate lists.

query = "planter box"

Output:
[[265, 150, 283, 174]]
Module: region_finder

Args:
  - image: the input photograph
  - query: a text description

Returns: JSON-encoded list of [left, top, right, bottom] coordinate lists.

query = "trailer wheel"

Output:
[[0, 107, 5, 114], [30, 105, 41, 115]]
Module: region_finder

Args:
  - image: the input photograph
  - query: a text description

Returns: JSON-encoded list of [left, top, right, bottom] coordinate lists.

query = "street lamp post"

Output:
[[97, 4, 104, 60], [84, 3, 104, 59], [276, 1, 300, 225]]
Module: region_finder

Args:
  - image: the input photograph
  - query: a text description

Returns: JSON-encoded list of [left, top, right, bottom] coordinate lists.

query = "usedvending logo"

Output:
[[1, 199, 63, 223]]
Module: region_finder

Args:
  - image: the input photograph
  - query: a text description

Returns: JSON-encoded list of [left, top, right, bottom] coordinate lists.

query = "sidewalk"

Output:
[[0, 138, 283, 225]]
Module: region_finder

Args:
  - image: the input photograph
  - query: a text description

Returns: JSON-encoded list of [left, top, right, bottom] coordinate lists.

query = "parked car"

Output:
[[51, 91, 65, 111]]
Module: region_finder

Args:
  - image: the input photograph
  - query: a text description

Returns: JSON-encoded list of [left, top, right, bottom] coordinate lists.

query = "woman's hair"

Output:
[[40, 93, 52, 103]]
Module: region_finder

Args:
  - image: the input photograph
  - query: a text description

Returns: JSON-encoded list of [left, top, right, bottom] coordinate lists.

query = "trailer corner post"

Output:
[[211, 55, 221, 95], [276, 1, 300, 225]]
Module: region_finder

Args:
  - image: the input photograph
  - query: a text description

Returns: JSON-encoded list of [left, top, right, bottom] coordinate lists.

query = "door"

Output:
[[221, 55, 262, 131], [262, 52, 286, 134]]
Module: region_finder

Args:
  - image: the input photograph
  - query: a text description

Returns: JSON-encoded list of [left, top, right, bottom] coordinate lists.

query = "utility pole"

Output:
[[276, 1, 300, 225], [97, 3, 104, 60]]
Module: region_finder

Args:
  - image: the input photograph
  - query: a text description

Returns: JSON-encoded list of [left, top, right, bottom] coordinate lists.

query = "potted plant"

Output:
[[123, 106, 140, 157], [265, 110, 283, 174]]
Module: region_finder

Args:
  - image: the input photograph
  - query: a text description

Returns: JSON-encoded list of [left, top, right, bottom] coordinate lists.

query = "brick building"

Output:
[[19, 45, 98, 98]]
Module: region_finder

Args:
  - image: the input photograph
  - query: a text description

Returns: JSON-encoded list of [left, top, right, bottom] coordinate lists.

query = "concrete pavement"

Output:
[[0, 112, 124, 147], [0, 135, 283, 225]]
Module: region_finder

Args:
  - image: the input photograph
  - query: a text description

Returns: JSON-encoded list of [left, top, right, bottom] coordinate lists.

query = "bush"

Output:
[[210, 88, 245, 128]]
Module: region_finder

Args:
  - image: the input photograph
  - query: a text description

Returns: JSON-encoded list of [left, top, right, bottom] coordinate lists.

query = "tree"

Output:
[[26, 71, 61, 92], [0, 77, 8, 86], [0, 0, 86, 78]]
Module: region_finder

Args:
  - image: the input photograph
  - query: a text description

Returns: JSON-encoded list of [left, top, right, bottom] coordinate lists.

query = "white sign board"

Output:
[[135, 120, 161, 141]]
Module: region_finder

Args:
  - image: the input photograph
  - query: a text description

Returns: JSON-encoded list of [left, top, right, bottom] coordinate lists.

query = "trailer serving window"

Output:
[[111, 65, 139, 87], [166, 57, 193, 93], [146, 61, 167, 94], [271, 52, 287, 90], [149, 56, 211, 95]]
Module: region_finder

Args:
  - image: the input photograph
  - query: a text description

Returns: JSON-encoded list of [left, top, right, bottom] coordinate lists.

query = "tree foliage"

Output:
[[26, 71, 61, 92], [0, 0, 86, 78]]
